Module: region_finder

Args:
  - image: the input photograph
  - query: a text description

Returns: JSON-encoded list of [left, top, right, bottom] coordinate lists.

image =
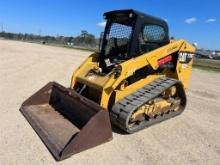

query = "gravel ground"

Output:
[[0, 40, 220, 165]]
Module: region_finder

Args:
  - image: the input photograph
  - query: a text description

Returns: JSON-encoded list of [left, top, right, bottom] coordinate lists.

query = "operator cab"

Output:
[[99, 9, 169, 73]]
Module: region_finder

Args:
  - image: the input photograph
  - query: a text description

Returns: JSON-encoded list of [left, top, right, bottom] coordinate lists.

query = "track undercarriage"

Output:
[[110, 77, 186, 133]]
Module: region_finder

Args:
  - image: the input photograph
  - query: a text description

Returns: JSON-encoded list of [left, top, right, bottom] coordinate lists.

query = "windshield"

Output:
[[103, 22, 133, 58]]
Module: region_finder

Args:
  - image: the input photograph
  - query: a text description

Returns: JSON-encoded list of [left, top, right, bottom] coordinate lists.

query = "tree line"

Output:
[[0, 30, 98, 48]]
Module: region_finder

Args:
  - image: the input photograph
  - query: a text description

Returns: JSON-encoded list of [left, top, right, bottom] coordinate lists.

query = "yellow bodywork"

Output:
[[70, 40, 195, 109]]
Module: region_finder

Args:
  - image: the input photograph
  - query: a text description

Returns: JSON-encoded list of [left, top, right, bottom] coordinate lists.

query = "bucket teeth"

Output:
[[20, 82, 112, 161]]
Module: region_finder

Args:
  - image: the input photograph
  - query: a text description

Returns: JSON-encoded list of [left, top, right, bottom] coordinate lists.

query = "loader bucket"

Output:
[[20, 82, 113, 161]]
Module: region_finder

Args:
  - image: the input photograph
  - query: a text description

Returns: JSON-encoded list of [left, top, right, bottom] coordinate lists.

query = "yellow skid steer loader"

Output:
[[20, 9, 195, 161]]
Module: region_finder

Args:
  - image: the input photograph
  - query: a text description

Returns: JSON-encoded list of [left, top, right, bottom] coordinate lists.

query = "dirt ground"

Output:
[[0, 39, 220, 165]]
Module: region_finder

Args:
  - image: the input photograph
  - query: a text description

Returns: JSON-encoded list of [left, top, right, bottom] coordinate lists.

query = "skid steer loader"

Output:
[[20, 9, 195, 161]]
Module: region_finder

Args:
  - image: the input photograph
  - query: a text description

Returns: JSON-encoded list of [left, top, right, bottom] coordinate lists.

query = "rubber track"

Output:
[[110, 77, 186, 133]]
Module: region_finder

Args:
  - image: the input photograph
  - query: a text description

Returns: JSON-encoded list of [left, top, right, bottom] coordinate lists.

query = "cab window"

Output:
[[142, 25, 165, 42]]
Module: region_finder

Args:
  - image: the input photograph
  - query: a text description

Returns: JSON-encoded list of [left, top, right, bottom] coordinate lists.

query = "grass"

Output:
[[6, 39, 96, 53], [193, 58, 220, 72]]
